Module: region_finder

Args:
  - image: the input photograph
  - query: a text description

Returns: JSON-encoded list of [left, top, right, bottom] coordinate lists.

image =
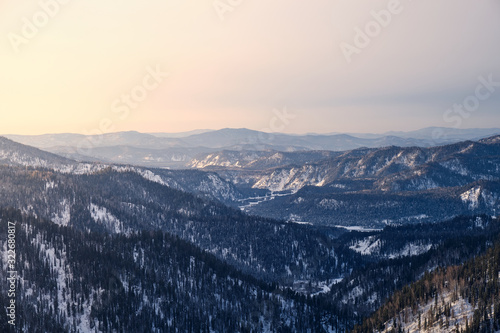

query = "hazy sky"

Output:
[[1, 0, 499, 135]]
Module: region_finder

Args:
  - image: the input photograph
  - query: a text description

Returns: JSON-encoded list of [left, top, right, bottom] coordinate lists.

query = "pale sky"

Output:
[[1, 0, 499, 135]]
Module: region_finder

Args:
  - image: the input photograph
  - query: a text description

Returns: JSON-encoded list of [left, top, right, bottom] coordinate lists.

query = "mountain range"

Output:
[[1, 129, 500, 332], [3, 130, 500, 227], [5, 127, 500, 169], [193, 136, 500, 227]]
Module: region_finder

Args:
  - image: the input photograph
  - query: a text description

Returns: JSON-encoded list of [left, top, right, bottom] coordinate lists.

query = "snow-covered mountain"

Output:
[[0, 208, 340, 332], [228, 136, 500, 226], [0, 136, 77, 169], [3, 131, 500, 332], [0, 159, 346, 283], [0, 136, 242, 203], [352, 233, 500, 333], [205, 136, 500, 194], [188, 150, 340, 171], [4, 133, 500, 227]]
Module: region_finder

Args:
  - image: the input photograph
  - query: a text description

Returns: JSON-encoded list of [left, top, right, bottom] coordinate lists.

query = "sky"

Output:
[[1, 0, 499, 135]]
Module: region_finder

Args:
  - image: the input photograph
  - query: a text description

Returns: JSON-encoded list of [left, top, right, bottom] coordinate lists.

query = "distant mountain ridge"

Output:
[[5, 127, 500, 169]]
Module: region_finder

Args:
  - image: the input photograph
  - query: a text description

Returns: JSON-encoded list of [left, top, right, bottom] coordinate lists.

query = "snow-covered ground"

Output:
[[387, 242, 433, 259], [461, 186, 482, 209], [90, 203, 125, 234], [381, 291, 476, 333], [349, 236, 433, 258], [349, 236, 382, 255], [51, 199, 71, 227], [292, 278, 344, 296], [238, 191, 295, 211], [335, 225, 383, 232]]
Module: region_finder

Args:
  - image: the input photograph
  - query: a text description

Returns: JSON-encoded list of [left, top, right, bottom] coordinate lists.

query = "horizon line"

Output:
[[2, 126, 500, 137]]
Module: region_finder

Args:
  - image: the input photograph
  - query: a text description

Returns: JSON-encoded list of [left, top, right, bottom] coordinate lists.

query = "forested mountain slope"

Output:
[[0, 164, 351, 283], [240, 136, 500, 226], [351, 233, 500, 333], [0, 208, 338, 332], [0, 136, 243, 204], [204, 136, 500, 193]]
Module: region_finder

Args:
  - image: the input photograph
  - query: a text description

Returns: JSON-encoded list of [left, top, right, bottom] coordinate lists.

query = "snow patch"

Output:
[[51, 199, 71, 226], [350, 236, 382, 255], [90, 204, 124, 234], [461, 186, 482, 209], [387, 242, 433, 259]]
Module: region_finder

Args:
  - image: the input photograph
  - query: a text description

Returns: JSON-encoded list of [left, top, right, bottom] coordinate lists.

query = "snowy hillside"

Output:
[[352, 237, 500, 333]]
